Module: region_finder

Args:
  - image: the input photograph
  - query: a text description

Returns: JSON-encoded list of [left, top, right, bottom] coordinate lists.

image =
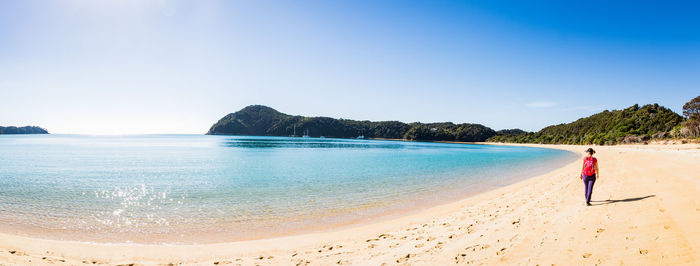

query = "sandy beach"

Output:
[[1, 143, 698, 265]]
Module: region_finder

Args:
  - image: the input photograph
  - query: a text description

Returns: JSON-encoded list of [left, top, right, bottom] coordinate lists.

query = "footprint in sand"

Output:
[[496, 248, 507, 255], [639, 249, 649, 255], [295, 259, 311, 266], [465, 244, 488, 252], [510, 234, 519, 242], [378, 233, 393, 239], [396, 253, 412, 263], [454, 253, 468, 263], [582, 253, 592, 258], [420, 242, 439, 255], [10, 250, 27, 256]]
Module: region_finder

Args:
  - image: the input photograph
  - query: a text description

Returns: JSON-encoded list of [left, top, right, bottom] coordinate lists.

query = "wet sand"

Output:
[[1, 143, 698, 265]]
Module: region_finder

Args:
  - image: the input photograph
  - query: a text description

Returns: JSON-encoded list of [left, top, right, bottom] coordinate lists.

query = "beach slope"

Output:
[[1, 144, 698, 265]]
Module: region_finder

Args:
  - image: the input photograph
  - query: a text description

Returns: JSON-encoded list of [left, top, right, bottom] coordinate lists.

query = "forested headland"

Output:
[[488, 95, 700, 145], [0, 126, 49, 134], [207, 105, 497, 142], [208, 95, 700, 145]]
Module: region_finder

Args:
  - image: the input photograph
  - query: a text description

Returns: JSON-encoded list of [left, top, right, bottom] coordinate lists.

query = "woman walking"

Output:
[[581, 148, 599, 206]]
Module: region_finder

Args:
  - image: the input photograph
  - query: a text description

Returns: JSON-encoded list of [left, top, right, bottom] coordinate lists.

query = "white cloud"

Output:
[[526, 101, 558, 108], [563, 106, 605, 112]]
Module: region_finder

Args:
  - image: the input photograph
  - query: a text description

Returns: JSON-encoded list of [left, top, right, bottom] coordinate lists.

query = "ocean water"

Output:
[[0, 135, 575, 244]]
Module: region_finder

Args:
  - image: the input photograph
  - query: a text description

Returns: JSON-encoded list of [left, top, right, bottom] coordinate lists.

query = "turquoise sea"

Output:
[[0, 135, 575, 244]]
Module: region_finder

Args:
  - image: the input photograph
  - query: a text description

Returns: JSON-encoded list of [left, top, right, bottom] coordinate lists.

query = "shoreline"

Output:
[[1, 143, 698, 264], [0, 139, 574, 245]]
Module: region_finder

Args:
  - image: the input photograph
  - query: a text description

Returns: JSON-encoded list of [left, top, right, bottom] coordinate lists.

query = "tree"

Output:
[[680, 95, 700, 138], [683, 95, 700, 120]]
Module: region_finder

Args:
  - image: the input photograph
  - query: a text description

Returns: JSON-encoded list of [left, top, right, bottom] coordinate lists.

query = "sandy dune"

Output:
[[1, 144, 698, 265]]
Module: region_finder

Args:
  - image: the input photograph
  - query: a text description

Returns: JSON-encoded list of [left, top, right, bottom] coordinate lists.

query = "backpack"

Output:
[[583, 157, 596, 176]]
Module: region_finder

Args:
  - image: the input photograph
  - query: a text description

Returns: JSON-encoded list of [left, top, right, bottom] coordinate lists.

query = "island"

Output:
[[0, 126, 49, 134]]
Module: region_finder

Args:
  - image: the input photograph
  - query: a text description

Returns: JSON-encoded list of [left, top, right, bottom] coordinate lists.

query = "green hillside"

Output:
[[207, 105, 496, 142], [487, 104, 683, 145], [208, 103, 690, 145]]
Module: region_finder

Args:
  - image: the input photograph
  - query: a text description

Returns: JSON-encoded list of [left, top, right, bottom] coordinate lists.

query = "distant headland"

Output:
[[0, 126, 49, 134], [207, 105, 497, 142], [207, 98, 700, 145]]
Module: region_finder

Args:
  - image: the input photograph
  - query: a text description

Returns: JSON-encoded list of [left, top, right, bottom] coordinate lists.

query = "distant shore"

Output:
[[1, 143, 698, 265], [0, 126, 48, 134]]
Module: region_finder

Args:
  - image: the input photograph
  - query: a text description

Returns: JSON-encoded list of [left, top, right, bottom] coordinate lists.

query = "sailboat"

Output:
[[302, 128, 310, 138], [290, 125, 297, 137]]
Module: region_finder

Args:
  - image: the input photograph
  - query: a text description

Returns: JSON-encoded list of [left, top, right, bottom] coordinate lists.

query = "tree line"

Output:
[[209, 96, 700, 145], [207, 105, 497, 142], [488, 96, 700, 145]]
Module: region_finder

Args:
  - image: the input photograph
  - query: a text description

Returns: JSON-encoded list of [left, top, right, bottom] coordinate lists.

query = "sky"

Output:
[[1, 0, 699, 134]]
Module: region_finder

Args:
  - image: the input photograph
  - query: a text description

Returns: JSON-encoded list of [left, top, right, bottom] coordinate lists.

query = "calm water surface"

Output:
[[0, 135, 575, 243]]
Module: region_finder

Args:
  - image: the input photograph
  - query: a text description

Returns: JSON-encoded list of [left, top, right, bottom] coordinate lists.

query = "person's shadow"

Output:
[[589, 195, 655, 206]]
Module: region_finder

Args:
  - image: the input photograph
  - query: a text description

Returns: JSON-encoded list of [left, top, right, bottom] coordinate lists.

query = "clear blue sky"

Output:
[[1, 1, 698, 134]]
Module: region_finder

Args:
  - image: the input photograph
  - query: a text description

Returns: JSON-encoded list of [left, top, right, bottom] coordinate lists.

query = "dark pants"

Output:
[[582, 174, 596, 204]]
